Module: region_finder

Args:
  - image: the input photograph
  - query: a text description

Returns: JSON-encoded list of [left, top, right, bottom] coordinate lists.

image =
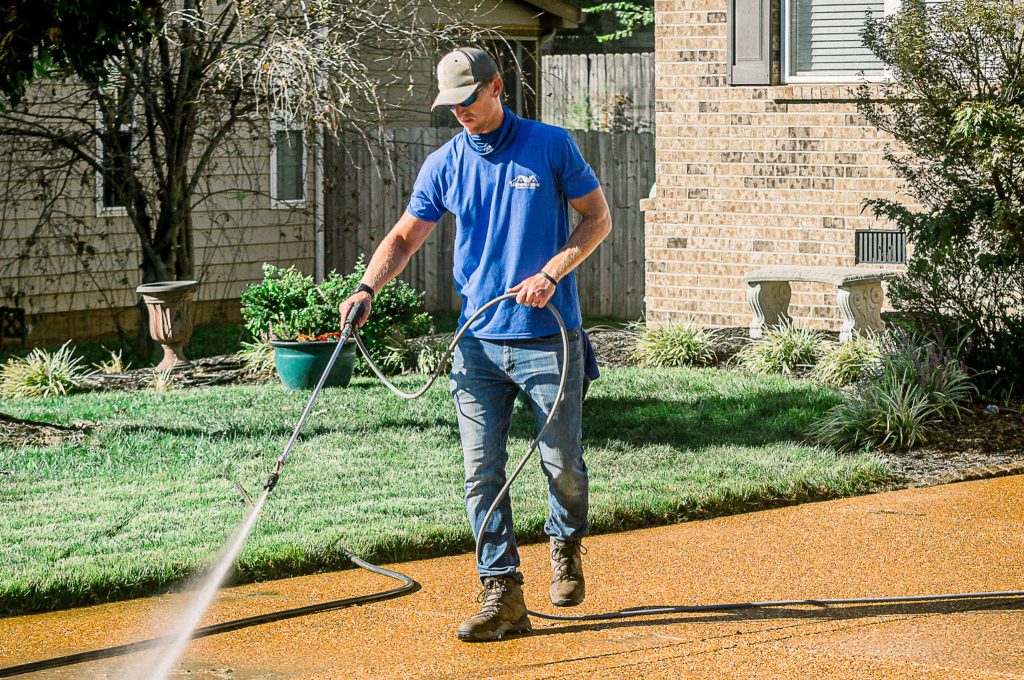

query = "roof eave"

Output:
[[520, 0, 582, 28]]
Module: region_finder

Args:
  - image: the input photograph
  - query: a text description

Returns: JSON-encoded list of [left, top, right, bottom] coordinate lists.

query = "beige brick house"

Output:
[[0, 0, 581, 346], [642, 0, 912, 331]]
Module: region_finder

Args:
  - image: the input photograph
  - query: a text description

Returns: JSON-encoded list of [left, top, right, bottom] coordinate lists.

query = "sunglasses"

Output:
[[449, 83, 487, 110]]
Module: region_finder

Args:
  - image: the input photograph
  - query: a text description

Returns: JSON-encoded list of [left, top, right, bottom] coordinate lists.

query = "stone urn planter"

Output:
[[136, 280, 200, 370], [270, 338, 357, 390]]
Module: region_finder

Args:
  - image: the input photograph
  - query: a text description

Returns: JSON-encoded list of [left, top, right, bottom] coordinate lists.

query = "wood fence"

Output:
[[540, 53, 655, 133], [324, 127, 653, 320]]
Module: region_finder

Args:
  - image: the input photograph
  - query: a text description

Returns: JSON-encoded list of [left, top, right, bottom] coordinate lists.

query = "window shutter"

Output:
[[729, 0, 771, 85], [792, 0, 884, 75]]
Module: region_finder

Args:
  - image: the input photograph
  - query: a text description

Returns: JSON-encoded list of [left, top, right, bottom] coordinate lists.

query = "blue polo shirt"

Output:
[[407, 108, 600, 339]]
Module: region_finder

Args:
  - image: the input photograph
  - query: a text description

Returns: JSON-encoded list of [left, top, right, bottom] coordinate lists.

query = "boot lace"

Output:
[[476, 578, 511, 616], [551, 540, 587, 582]]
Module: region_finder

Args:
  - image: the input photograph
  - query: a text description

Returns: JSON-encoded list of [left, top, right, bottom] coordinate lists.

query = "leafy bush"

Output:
[[812, 336, 883, 387], [886, 239, 1024, 394], [0, 341, 95, 398], [239, 259, 430, 370], [630, 321, 717, 367], [734, 325, 823, 375], [858, 0, 1024, 394], [811, 332, 974, 451]]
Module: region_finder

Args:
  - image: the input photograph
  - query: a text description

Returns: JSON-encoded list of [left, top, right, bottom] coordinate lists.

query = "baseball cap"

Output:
[[431, 47, 500, 110]]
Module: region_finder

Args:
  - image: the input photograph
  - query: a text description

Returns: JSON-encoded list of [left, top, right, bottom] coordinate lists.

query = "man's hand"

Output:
[[508, 271, 557, 309], [339, 291, 373, 329]]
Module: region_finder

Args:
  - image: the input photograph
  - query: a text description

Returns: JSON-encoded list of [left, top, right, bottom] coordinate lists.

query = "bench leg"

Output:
[[837, 282, 885, 342], [746, 281, 791, 339]]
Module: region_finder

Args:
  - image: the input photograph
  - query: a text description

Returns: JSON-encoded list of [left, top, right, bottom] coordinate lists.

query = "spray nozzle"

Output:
[[344, 300, 367, 329]]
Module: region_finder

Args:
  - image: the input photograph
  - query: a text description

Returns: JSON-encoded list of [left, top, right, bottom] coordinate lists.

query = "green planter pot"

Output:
[[270, 339, 357, 390]]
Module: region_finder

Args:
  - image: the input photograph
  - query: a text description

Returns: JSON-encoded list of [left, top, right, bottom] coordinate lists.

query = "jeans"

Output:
[[449, 329, 589, 578]]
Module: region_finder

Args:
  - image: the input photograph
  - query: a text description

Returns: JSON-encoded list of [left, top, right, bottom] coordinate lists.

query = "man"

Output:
[[339, 47, 611, 642]]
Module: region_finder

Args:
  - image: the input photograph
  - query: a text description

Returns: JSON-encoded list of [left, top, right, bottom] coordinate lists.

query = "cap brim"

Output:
[[431, 82, 482, 110]]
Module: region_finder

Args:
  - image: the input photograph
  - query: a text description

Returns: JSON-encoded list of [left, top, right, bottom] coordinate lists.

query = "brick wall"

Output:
[[642, 0, 909, 331]]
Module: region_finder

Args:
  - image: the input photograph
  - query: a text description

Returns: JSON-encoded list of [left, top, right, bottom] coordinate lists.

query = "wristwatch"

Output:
[[353, 283, 375, 299]]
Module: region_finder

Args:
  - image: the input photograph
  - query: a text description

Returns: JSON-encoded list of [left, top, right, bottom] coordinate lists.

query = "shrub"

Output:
[[812, 336, 883, 387], [239, 259, 430, 371], [0, 341, 95, 398], [810, 332, 974, 451], [734, 325, 823, 375], [857, 0, 1024, 394], [630, 321, 718, 368], [886, 238, 1024, 395]]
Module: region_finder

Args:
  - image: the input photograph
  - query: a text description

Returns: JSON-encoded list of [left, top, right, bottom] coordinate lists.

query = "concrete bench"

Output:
[[743, 266, 897, 341]]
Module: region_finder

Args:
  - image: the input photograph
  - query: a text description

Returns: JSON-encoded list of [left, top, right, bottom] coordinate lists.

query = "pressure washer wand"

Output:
[[262, 301, 367, 493]]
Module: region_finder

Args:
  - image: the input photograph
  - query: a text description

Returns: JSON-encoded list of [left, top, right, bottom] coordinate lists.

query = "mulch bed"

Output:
[[4, 328, 1023, 491], [87, 354, 268, 392], [883, 401, 1024, 487]]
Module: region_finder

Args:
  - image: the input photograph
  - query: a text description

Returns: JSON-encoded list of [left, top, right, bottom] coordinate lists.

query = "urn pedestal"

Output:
[[136, 280, 200, 370]]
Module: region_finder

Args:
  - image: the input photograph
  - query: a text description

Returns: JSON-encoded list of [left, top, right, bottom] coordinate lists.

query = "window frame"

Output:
[[94, 102, 135, 217], [782, 0, 901, 83], [270, 121, 308, 208]]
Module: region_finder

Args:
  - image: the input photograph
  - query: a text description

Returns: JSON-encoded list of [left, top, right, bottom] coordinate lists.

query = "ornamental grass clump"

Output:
[[810, 332, 975, 451], [812, 336, 883, 387], [238, 339, 276, 378], [416, 335, 455, 375], [734, 325, 823, 375], [93, 349, 131, 375], [0, 341, 95, 398], [630, 321, 718, 367]]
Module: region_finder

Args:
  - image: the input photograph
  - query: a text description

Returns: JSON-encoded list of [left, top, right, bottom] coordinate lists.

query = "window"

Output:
[[785, 0, 889, 82], [271, 124, 306, 206], [785, 0, 947, 82], [731, 0, 945, 85], [95, 104, 134, 215]]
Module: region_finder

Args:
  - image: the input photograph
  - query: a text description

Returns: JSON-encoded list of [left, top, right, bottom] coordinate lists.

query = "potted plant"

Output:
[[240, 261, 431, 389]]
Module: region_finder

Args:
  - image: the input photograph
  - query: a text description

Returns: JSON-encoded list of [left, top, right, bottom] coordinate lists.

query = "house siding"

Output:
[[1, 0, 560, 347], [0, 107, 315, 344], [644, 0, 908, 331]]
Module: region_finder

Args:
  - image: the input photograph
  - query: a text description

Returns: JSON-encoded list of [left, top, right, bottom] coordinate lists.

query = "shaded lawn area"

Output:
[[0, 367, 890, 615]]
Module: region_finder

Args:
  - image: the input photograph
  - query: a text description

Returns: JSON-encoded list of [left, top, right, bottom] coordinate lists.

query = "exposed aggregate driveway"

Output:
[[2, 475, 1023, 679]]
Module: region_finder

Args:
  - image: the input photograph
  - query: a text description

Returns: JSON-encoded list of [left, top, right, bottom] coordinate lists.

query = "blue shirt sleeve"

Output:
[[555, 131, 601, 200], [407, 152, 447, 223]]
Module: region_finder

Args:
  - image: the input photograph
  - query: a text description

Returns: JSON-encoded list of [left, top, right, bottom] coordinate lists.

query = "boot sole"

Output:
[[457, 616, 532, 642], [551, 597, 584, 607]]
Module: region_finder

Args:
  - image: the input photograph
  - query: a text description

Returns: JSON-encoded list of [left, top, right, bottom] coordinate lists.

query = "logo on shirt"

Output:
[[509, 174, 540, 190]]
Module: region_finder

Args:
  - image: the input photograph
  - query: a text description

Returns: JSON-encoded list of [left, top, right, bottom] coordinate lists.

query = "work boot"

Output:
[[549, 537, 586, 607], [457, 574, 532, 642]]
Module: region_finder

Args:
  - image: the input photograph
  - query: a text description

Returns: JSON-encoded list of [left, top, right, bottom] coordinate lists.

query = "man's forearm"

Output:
[[361, 231, 416, 292], [542, 211, 612, 281]]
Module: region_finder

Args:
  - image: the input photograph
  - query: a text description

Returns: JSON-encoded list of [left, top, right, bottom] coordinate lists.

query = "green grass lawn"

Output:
[[0, 367, 890, 615]]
